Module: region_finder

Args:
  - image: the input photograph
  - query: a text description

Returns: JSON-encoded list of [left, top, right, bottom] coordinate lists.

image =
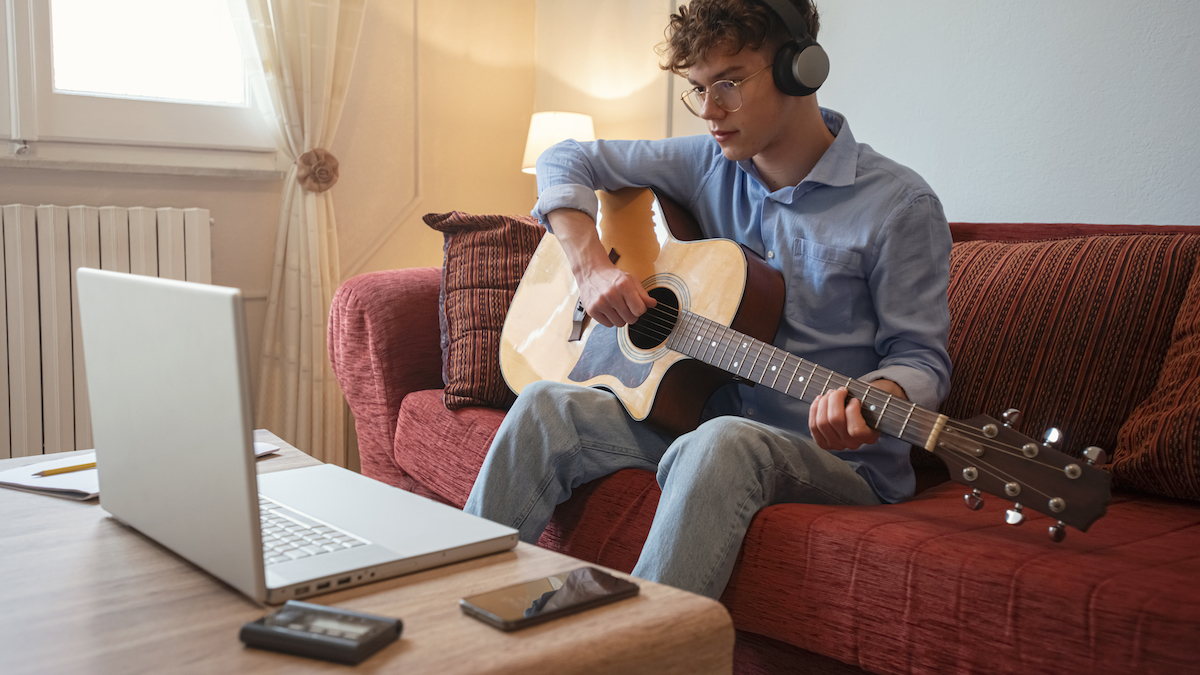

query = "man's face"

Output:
[[686, 47, 790, 162]]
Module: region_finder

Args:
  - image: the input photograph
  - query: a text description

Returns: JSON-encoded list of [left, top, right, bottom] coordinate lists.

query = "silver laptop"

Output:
[[76, 268, 518, 605]]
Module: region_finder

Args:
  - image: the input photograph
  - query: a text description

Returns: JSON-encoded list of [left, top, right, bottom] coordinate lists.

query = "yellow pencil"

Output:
[[34, 462, 96, 477]]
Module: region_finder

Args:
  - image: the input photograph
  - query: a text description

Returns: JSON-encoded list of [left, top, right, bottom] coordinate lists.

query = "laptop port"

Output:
[[337, 576, 351, 585], [295, 585, 310, 594], [317, 581, 331, 590]]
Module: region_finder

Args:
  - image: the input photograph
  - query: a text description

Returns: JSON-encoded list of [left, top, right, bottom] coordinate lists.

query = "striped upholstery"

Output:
[[923, 234, 1200, 473], [423, 211, 544, 410], [1111, 260, 1200, 499]]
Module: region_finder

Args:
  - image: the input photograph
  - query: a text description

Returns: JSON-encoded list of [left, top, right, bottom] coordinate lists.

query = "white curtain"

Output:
[[241, 0, 367, 464]]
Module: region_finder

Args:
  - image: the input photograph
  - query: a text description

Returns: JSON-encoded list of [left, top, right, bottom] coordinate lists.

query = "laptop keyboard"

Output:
[[259, 496, 369, 567]]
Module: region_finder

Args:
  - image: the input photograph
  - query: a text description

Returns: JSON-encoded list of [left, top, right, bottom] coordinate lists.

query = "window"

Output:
[[1, 0, 281, 177]]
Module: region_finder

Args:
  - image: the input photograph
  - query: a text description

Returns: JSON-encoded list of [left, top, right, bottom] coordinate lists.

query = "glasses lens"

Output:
[[710, 81, 739, 112]]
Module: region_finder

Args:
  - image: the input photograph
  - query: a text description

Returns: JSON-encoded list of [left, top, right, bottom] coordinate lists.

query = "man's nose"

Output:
[[699, 93, 725, 120]]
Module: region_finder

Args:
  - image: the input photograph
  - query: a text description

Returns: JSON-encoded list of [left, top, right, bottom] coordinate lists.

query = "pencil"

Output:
[[34, 462, 96, 477]]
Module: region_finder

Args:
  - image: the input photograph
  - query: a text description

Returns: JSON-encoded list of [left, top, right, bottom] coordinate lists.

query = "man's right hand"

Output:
[[576, 263, 656, 327], [547, 207, 656, 328]]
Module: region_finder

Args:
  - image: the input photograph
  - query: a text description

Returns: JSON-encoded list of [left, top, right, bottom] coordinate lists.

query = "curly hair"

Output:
[[659, 0, 820, 76]]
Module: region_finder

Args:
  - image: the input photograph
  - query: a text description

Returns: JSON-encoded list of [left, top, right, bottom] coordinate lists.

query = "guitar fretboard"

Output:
[[662, 309, 945, 450]]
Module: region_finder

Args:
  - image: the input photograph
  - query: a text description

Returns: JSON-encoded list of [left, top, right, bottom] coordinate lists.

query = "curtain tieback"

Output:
[[296, 149, 340, 192]]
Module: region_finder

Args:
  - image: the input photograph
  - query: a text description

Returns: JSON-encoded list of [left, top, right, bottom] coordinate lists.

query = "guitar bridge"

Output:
[[569, 300, 587, 342]]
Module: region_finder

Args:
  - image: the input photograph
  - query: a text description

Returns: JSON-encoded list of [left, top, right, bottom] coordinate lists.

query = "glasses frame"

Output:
[[680, 65, 771, 117]]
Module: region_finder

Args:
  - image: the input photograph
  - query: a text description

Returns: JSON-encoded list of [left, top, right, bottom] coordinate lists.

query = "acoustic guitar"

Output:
[[499, 187, 1111, 539]]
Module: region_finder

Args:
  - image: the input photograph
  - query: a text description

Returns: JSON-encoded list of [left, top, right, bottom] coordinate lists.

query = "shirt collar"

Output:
[[737, 108, 859, 193]]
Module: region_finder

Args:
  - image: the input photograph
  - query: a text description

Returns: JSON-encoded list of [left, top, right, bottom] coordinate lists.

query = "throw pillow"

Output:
[[423, 211, 545, 410], [923, 233, 1200, 473], [1110, 262, 1200, 500]]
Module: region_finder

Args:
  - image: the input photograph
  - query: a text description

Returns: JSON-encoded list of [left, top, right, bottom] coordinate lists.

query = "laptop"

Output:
[[76, 268, 518, 605]]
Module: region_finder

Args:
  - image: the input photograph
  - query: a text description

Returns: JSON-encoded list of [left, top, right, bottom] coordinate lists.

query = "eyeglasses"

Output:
[[680, 65, 771, 117]]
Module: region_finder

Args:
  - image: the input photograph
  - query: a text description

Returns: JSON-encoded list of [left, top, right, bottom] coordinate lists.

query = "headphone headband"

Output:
[[759, 0, 813, 44]]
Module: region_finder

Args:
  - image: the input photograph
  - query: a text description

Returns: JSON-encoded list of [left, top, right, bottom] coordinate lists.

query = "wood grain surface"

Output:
[[0, 430, 733, 674]]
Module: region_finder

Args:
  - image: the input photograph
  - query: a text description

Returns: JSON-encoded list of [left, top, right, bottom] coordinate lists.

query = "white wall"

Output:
[[534, 0, 672, 141], [815, 0, 1200, 225]]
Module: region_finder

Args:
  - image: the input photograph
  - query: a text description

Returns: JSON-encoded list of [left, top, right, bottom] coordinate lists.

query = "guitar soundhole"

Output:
[[629, 287, 679, 350]]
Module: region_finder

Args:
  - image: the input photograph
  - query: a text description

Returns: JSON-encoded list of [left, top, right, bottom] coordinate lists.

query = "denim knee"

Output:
[[657, 416, 776, 487]]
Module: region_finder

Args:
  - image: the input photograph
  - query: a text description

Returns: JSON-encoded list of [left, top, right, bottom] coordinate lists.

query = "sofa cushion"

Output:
[[1110, 261, 1200, 500], [392, 388, 505, 506], [423, 211, 545, 410], [930, 233, 1200, 470], [720, 487, 1200, 675]]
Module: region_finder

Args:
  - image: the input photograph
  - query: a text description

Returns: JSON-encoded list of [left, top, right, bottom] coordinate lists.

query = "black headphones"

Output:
[[759, 0, 829, 97]]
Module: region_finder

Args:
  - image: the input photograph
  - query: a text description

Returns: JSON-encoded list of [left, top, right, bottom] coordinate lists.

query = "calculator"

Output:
[[239, 600, 402, 664]]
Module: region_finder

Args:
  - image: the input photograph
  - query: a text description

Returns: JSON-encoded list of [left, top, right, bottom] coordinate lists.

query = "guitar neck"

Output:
[[665, 310, 946, 450]]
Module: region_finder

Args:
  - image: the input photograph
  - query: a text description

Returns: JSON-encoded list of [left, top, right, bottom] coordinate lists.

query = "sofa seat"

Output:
[[724, 487, 1200, 675]]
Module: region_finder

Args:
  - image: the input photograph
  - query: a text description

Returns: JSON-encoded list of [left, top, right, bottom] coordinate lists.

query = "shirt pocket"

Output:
[[784, 239, 866, 329]]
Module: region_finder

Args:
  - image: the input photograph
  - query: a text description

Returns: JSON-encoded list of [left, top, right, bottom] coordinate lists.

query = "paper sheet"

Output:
[[0, 443, 281, 501], [0, 452, 99, 500]]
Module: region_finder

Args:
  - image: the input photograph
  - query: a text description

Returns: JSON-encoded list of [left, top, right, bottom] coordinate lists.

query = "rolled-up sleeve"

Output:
[[531, 136, 717, 231], [860, 193, 953, 410]]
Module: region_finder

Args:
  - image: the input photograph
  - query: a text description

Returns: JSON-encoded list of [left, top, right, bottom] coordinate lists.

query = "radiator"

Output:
[[1, 204, 212, 459]]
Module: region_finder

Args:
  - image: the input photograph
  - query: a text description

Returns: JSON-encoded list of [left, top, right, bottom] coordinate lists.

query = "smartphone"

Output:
[[459, 566, 639, 631]]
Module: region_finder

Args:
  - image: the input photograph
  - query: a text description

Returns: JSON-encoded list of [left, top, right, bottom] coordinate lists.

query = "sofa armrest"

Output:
[[329, 267, 444, 482]]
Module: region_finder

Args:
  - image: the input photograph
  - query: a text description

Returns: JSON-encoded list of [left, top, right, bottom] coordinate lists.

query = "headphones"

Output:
[[759, 0, 829, 97]]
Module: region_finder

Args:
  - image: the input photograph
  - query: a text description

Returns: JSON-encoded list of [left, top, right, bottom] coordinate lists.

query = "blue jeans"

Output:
[[464, 381, 882, 599]]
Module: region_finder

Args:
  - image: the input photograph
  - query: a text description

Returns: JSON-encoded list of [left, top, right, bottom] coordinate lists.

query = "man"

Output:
[[465, 0, 952, 599]]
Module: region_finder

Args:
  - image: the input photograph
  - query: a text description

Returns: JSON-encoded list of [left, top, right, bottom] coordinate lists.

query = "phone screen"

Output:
[[460, 567, 639, 629]]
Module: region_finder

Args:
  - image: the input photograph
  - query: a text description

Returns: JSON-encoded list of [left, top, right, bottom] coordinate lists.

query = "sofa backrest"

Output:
[[929, 223, 1200, 468]]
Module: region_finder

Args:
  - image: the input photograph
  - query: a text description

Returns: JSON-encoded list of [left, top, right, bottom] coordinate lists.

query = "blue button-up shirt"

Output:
[[532, 109, 952, 503]]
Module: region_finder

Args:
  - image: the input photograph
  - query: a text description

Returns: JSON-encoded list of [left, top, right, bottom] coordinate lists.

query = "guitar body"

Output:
[[499, 187, 785, 435]]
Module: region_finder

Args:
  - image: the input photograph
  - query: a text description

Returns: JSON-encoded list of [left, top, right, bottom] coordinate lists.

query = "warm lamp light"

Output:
[[521, 112, 596, 174]]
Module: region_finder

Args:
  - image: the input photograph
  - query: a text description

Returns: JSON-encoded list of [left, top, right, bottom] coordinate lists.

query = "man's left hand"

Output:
[[809, 380, 906, 451]]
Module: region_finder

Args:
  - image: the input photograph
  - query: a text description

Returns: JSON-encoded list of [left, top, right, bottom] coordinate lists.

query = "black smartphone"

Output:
[[459, 566, 639, 631]]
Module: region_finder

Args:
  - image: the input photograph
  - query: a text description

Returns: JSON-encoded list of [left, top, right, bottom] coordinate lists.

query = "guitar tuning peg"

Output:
[[1048, 521, 1067, 542], [964, 489, 984, 511], [1083, 446, 1108, 466], [1005, 503, 1025, 526], [1002, 408, 1023, 428], [1042, 427, 1064, 452]]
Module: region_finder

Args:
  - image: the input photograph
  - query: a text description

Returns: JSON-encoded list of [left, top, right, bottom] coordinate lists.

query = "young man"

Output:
[[465, 0, 952, 599]]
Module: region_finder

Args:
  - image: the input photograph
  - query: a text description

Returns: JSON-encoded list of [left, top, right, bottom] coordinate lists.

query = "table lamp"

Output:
[[522, 112, 596, 175]]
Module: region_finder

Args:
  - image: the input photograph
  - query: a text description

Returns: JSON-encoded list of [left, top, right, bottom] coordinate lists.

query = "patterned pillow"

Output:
[[920, 234, 1200, 472], [423, 211, 545, 410], [1110, 263, 1200, 500]]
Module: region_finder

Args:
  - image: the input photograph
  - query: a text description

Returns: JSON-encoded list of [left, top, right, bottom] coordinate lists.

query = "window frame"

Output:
[[1, 0, 283, 178]]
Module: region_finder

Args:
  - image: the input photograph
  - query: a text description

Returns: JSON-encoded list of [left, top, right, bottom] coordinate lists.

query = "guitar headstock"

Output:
[[932, 414, 1111, 536]]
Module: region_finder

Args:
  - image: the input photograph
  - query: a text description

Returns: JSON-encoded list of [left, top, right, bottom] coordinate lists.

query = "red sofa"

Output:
[[330, 222, 1200, 675]]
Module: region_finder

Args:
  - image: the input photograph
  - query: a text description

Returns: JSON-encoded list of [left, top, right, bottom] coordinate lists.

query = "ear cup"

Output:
[[772, 40, 806, 96], [772, 37, 828, 97]]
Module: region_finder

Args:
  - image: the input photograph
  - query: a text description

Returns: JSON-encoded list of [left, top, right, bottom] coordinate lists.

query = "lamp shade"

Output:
[[521, 112, 596, 174]]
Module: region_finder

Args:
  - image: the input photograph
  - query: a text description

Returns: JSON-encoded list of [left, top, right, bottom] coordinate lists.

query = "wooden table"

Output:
[[0, 431, 734, 674]]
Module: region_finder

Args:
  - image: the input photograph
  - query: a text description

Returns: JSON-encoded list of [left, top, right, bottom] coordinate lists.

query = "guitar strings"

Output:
[[627, 305, 1073, 474], [627, 305, 949, 441], [638, 305, 947, 439]]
